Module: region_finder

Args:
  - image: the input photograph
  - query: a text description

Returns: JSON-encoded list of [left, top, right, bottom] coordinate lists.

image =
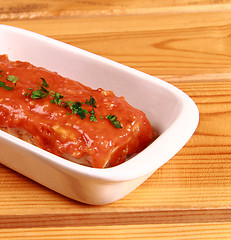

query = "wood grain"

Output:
[[1, 209, 231, 229], [0, 1, 231, 239], [1, 0, 231, 20], [0, 223, 231, 239], [2, 9, 231, 76]]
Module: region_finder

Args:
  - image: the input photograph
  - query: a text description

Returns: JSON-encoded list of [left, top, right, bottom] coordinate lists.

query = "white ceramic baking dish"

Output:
[[0, 24, 199, 205]]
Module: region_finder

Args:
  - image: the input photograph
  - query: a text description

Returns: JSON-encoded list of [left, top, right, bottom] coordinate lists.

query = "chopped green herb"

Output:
[[85, 95, 97, 108], [50, 92, 64, 105], [41, 86, 49, 94], [84, 109, 89, 114], [64, 100, 72, 109], [106, 114, 122, 128], [31, 89, 48, 99], [25, 78, 50, 99], [89, 109, 97, 122], [0, 73, 18, 91], [69, 101, 82, 115], [24, 77, 122, 128], [3, 85, 15, 91], [0, 81, 5, 87], [6, 75, 18, 84], [72, 101, 86, 119], [0, 70, 4, 78], [41, 77, 49, 88], [64, 100, 87, 119]]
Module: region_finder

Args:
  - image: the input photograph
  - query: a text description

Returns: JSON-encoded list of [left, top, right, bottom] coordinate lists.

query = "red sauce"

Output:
[[0, 55, 154, 168]]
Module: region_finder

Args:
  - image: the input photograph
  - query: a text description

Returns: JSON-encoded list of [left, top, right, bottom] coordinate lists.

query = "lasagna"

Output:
[[0, 55, 155, 168]]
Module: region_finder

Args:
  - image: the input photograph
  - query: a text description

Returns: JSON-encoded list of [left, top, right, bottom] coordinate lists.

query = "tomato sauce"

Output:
[[0, 55, 154, 168]]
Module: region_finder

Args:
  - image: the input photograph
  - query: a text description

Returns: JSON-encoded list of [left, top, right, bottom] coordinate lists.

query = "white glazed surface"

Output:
[[0, 25, 199, 205]]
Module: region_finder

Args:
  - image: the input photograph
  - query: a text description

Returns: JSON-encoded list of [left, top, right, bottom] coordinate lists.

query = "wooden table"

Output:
[[1, 1, 231, 239]]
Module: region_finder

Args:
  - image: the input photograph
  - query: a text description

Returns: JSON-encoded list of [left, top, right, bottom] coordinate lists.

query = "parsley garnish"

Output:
[[106, 114, 122, 128], [31, 89, 48, 99], [25, 77, 122, 128], [0, 70, 4, 78], [50, 92, 64, 105], [0, 71, 18, 91], [25, 78, 49, 99], [89, 109, 97, 122], [85, 95, 97, 108], [41, 77, 49, 88], [70, 101, 87, 119], [7, 75, 18, 84], [0, 71, 123, 128]]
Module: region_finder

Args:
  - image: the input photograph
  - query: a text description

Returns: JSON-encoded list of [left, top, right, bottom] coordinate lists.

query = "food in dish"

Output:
[[0, 54, 155, 168]]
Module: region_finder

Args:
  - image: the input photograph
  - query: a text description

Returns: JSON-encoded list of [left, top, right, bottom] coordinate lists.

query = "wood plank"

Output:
[[159, 73, 231, 82], [0, 222, 231, 240], [0, 1, 231, 239], [1, 0, 231, 20], [1, 209, 231, 229], [2, 10, 231, 76]]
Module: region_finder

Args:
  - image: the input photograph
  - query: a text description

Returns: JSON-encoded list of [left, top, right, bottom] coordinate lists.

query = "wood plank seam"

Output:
[[0, 209, 231, 229]]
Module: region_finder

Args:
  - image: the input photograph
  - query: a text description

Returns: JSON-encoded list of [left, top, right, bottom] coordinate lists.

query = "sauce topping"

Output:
[[0, 55, 154, 168]]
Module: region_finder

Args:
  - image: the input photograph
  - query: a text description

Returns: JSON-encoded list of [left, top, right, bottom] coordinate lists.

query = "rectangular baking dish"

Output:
[[0, 25, 199, 205]]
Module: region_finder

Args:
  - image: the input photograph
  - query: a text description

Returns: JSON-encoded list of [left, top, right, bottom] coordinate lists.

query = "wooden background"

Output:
[[1, 0, 231, 239]]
